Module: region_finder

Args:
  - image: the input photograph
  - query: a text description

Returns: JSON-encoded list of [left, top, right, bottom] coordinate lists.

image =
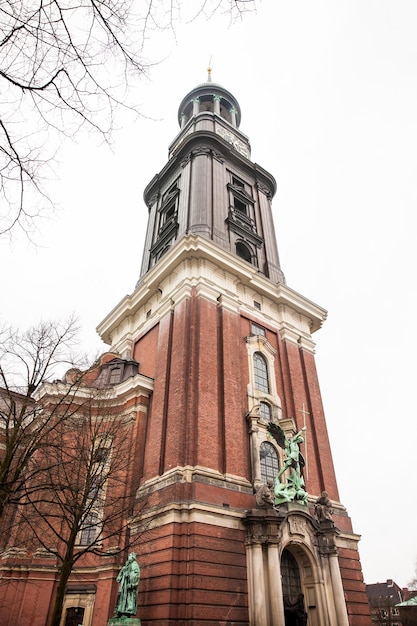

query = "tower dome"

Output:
[[177, 69, 241, 129]]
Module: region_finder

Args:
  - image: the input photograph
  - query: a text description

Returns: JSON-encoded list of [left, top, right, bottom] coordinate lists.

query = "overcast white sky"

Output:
[[1, 0, 416, 588]]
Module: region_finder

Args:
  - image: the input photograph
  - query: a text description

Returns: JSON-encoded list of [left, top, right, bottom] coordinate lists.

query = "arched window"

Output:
[[253, 352, 269, 393], [259, 401, 272, 421], [236, 241, 252, 263], [260, 441, 279, 483], [281, 549, 302, 599]]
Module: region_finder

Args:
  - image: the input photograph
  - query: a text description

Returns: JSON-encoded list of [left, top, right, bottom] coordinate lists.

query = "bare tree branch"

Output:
[[0, 317, 86, 522], [15, 394, 146, 626], [0, 0, 256, 239]]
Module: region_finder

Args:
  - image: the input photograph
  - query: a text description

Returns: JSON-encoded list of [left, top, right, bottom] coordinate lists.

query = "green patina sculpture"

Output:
[[115, 552, 140, 618], [267, 422, 308, 505]]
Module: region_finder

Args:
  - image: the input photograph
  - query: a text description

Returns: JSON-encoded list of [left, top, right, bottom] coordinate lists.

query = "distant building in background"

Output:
[[366, 579, 406, 625], [396, 593, 417, 626]]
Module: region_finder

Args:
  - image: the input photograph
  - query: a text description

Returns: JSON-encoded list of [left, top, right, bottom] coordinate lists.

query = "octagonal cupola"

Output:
[[169, 69, 251, 160], [178, 68, 242, 129]]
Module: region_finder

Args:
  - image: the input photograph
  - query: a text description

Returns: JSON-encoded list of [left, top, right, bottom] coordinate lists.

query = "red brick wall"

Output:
[[141, 292, 253, 482], [137, 520, 248, 625], [134, 324, 159, 378], [338, 547, 372, 625]]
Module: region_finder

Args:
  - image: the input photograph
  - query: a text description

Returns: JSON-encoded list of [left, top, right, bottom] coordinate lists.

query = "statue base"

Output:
[[107, 618, 141, 625]]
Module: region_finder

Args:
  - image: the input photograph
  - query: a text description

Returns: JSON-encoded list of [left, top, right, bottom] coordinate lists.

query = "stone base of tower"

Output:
[[132, 491, 371, 626], [136, 519, 248, 624]]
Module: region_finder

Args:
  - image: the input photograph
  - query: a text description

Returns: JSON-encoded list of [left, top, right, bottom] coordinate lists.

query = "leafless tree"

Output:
[[0, 317, 84, 528], [409, 561, 417, 591], [16, 394, 143, 626], [0, 0, 255, 238]]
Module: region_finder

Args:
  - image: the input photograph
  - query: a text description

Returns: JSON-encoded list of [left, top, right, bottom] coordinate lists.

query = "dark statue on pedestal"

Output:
[[315, 491, 334, 523], [108, 553, 141, 625], [255, 479, 275, 508]]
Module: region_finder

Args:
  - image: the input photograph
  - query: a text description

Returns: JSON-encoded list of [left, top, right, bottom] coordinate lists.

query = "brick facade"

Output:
[[0, 76, 371, 625]]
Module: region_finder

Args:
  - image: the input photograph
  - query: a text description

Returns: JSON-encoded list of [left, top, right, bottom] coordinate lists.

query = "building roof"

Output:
[[397, 595, 417, 607], [366, 580, 403, 605]]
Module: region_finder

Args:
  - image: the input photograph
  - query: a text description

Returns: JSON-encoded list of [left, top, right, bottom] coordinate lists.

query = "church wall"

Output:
[[193, 295, 222, 469], [0, 77, 373, 625], [338, 545, 372, 626], [141, 310, 174, 478], [298, 347, 340, 499], [133, 323, 159, 378], [139, 291, 254, 482], [240, 307, 341, 503], [220, 304, 252, 479], [136, 519, 248, 625], [164, 296, 195, 471], [0, 567, 55, 626], [137, 475, 254, 513]]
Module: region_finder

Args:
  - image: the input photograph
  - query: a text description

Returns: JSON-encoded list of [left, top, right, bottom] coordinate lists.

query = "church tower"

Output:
[[97, 72, 371, 626]]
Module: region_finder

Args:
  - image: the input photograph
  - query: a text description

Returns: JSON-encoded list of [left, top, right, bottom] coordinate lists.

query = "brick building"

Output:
[[366, 580, 417, 626], [0, 74, 372, 625], [366, 580, 403, 625]]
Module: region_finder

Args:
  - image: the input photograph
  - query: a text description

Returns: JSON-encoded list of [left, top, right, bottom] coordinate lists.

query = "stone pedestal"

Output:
[[107, 618, 141, 626]]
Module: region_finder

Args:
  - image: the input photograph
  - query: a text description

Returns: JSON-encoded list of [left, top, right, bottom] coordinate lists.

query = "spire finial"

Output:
[[207, 56, 212, 82]]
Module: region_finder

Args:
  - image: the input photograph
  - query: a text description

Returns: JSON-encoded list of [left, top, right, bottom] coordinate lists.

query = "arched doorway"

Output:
[[281, 548, 307, 626]]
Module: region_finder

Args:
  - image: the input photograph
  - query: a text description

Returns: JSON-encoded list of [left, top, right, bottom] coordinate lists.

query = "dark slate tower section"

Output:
[[139, 70, 285, 286]]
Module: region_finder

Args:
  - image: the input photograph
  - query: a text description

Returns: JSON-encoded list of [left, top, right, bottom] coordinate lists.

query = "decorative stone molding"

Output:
[[243, 508, 282, 546]]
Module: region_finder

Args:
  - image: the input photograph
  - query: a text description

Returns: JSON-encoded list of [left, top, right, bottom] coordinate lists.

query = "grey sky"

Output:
[[1, 1, 416, 588]]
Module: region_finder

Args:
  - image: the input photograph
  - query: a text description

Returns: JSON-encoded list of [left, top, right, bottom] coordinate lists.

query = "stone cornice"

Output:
[[97, 235, 327, 349], [144, 129, 276, 205], [37, 373, 153, 406]]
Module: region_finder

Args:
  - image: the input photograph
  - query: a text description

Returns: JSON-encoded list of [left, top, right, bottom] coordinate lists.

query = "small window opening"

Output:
[[65, 607, 85, 626], [232, 176, 245, 189], [234, 197, 247, 213], [236, 241, 252, 263], [94, 447, 109, 463], [108, 368, 121, 385], [164, 203, 176, 222], [251, 322, 266, 337], [259, 401, 272, 421]]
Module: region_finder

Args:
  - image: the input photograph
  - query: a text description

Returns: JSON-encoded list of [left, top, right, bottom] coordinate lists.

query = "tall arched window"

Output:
[[260, 441, 279, 483], [254, 352, 270, 393], [281, 549, 307, 623], [281, 549, 302, 598]]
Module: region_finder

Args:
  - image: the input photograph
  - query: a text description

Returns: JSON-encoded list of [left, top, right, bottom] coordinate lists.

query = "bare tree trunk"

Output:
[[49, 531, 78, 626]]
